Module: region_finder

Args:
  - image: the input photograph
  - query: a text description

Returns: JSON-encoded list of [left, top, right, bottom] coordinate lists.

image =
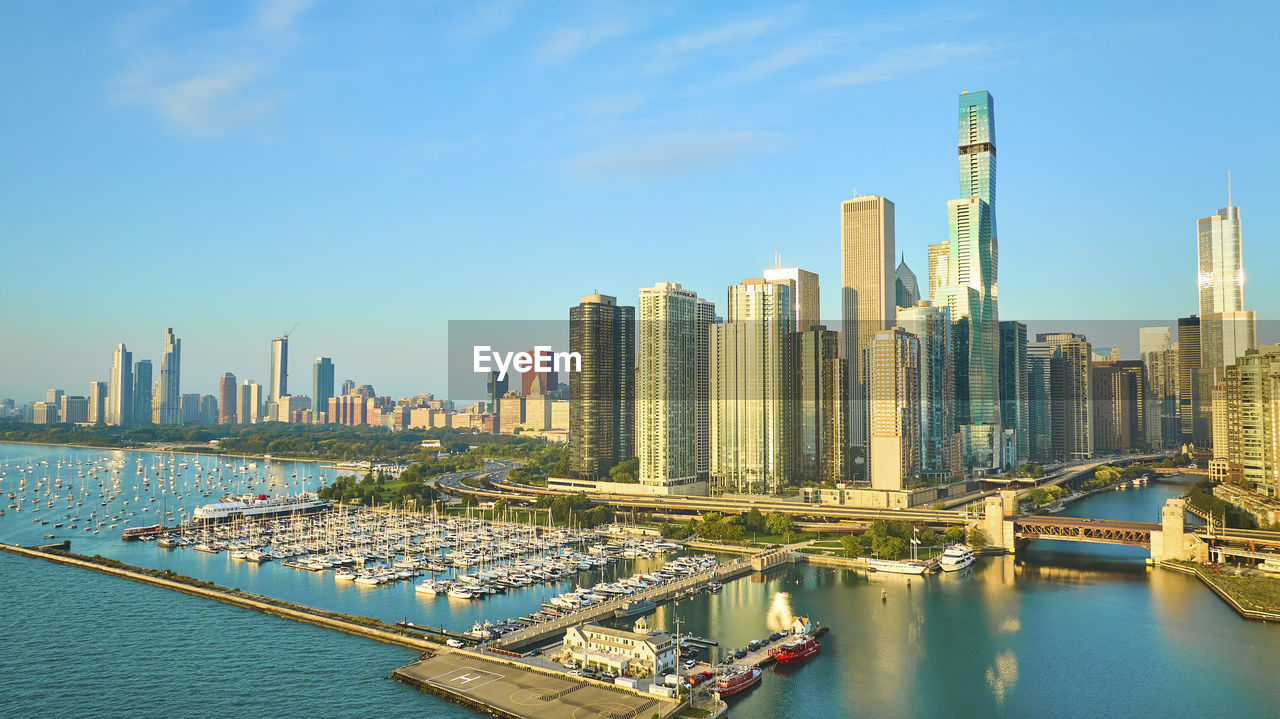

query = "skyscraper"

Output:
[[1198, 194, 1255, 370], [1177, 316, 1202, 444], [935, 90, 1001, 473], [568, 293, 636, 480], [927, 242, 949, 302], [637, 282, 700, 492], [1040, 332, 1093, 461], [158, 327, 181, 425], [218, 372, 238, 424], [895, 256, 920, 309], [1139, 326, 1177, 447], [709, 278, 793, 495], [999, 321, 1028, 468], [695, 297, 717, 479], [898, 304, 956, 478], [486, 371, 508, 413], [865, 327, 921, 490], [269, 336, 288, 404], [791, 326, 847, 486], [313, 357, 335, 424], [107, 344, 133, 427], [133, 360, 153, 426], [841, 194, 896, 453], [238, 381, 262, 424], [762, 266, 820, 332], [88, 381, 107, 424], [1027, 341, 1054, 463], [1092, 360, 1148, 453]]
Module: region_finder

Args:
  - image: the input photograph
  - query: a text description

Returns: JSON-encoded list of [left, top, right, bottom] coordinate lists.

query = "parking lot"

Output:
[[394, 650, 681, 719]]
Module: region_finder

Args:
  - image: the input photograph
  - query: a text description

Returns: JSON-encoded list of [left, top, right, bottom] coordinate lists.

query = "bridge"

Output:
[[1013, 516, 1158, 547]]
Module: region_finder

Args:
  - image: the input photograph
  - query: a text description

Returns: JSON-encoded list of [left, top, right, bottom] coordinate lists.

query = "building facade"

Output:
[[107, 344, 133, 426], [568, 293, 636, 480], [898, 304, 956, 478], [841, 194, 896, 452], [158, 327, 181, 425], [865, 327, 921, 490], [1040, 332, 1093, 461], [313, 357, 334, 424], [637, 282, 700, 492], [999, 321, 1028, 468], [791, 326, 848, 485]]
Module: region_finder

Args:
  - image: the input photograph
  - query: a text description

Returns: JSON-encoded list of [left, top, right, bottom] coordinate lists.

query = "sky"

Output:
[[2, 0, 1278, 402]]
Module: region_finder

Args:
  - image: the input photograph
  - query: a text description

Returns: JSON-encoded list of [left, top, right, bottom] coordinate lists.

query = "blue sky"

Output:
[[2, 0, 1278, 402]]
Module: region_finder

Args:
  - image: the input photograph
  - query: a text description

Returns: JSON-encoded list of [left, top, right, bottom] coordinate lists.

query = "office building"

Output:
[[497, 392, 525, 434], [791, 326, 848, 486], [1139, 327, 1179, 447], [1027, 342, 1054, 464], [927, 242, 949, 302], [60, 395, 89, 424], [999, 321, 1028, 468], [88, 381, 107, 424], [519, 347, 558, 397], [934, 91, 1002, 472], [238, 381, 262, 425], [486, 371, 508, 413], [899, 304, 956, 478], [841, 194, 896, 451], [180, 393, 202, 424], [637, 282, 700, 492], [218, 372, 237, 424], [269, 336, 288, 404], [1092, 360, 1148, 453], [709, 278, 794, 495], [762, 265, 820, 332], [313, 357, 334, 424], [132, 360, 153, 426], [33, 401, 57, 424], [107, 344, 133, 427], [568, 293, 636, 479], [1198, 196, 1256, 370], [199, 395, 218, 425], [864, 328, 921, 490], [1177, 316, 1206, 445], [157, 327, 181, 425], [895, 256, 920, 309], [1040, 332, 1093, 461]]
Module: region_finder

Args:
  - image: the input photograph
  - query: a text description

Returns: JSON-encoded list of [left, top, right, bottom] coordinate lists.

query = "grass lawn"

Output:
[[1193, 566, 1280, 614], [676, 708, 711, 718]]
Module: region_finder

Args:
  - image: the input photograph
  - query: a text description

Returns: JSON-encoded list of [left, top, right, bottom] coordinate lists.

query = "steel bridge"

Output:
[[1013, 516, 1159, 547]]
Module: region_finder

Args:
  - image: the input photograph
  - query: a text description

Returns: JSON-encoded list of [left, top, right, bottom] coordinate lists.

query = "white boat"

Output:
[[447, 586, 475, 600], [938, 544, 976, 572], [866, 557, 929, 575]]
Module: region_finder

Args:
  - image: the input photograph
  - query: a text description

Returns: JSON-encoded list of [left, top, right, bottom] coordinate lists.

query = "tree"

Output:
[[493, 498, 508, 513], [764, 512, 795, 537], [607, 458, 639, 483], [943, 526, 966, 545], [872, 535, 908, 560], [840, 535, 860, 557], [967, 527, 989, 548], [742, 508, 766, 533]]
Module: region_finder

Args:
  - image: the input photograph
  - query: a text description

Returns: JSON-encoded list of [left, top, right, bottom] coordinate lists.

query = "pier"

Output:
[[494, 557, 753, 653]]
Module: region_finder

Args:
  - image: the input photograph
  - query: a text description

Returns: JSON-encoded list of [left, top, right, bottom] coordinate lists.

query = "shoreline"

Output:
[[0, 439, 325, 464]]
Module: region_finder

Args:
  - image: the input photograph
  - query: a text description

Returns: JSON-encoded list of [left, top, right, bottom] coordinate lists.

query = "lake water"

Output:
[[3, 442, 1280, 718]]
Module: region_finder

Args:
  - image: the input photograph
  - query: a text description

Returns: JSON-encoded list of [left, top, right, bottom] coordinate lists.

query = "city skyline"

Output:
[[3, 3, 1278, 402]]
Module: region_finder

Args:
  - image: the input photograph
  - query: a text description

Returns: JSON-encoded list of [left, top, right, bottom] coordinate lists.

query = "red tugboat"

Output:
[[714, 666, 762, 697], [769, 633, 821, 664]]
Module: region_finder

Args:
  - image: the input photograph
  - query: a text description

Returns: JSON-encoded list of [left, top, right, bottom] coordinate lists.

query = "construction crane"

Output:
[[282, 322, 299, 340]]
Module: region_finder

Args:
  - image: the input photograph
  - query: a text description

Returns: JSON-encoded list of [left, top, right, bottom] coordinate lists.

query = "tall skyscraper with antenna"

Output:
[[1198, 174, 1255, 371], [158, 327, 181, 425]]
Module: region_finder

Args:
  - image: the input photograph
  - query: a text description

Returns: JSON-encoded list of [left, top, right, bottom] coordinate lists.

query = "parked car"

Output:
[[445, 639, 464, 648], [682, 660, 697, 670]]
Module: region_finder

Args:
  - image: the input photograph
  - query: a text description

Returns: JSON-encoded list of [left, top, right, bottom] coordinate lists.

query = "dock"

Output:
[[493, 558, 753, 653], [393, 650, 681, 719]]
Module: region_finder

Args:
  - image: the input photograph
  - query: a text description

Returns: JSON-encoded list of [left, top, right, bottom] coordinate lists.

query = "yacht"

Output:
[[939, 544, 975, 572]]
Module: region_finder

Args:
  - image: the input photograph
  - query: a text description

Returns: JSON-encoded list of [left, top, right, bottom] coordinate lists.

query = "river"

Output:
[[2, 442, 1279, 718]]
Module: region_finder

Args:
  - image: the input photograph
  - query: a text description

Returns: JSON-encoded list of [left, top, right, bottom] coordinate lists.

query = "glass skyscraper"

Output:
[[934, 90, 1001, 471], [158, 327, 181, 425], [312, 357, 334, 424]]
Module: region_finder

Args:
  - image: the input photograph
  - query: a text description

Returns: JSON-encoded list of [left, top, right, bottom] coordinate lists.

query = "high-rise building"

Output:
[[107, 344, 133, 427], [237, 381, 262, 424], [60, 395, 89, 424], [1139, 327, 1178, 447], [865, 327, 921, 490], [132, 360, 153, 426], [1235, 347, 1280, 497], [895, 256, 920, 309], [695, 297, 716, 479], [497, 392, 524, 434], [32, 401, 57, 424], [792, 326, 848, 485], [312, 357, 334, 424], [519, 347, 558, 397], [1092, 360, 1148, 453], [180, 393, 202, 424], [1027, 342, 1054, 464], [46, 388, 64, 407], [841, 194, 896, 452], [157, 327, 181, 425], [218, 373, 238, 424], [1198, 196, 1255, 370], [709, 278, 794, 495], [341, 379, 355, 396], [486, 371, 508, 413], [934, 90, 1002, 473], [762, 266, 820, 332], [927, 242, 950, 302], [1177, 316, 1203, 444], [568, 293, 636, 480], [88, 381, 107, 424], [199, 395, 218, 425], [269, 336, 288, 404], [637, 282, 700, 492], [898, 304, 956, 478], [999, 321, 1028, 468], [1040, 332, 1093, 461]]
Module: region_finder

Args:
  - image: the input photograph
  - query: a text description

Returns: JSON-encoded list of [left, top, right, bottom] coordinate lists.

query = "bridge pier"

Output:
[[1150, 498, 1208, 563], [983, 490, 1018, 552]]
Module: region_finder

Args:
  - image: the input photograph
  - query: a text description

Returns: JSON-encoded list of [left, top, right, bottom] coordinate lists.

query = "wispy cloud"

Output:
[[110, 0, 317, 137], [583, 93, 645, 118], [536, 17, 648, 64], [669, 16, 780, 53], [814, 42, 992, 87], [564, 130, 779, 178]]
